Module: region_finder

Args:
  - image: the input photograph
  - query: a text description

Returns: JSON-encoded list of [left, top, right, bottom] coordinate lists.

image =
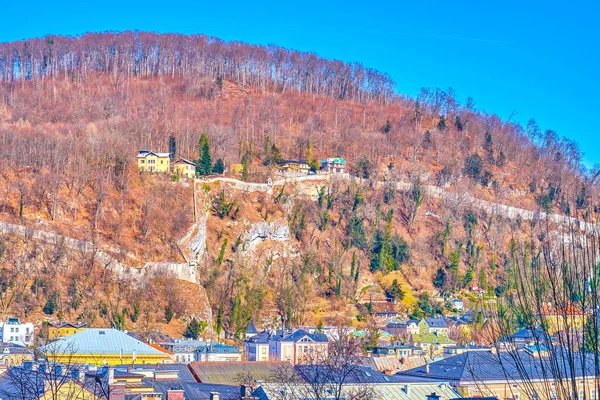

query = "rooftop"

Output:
[[39, 328, 168, 356], [399, 350, 599, 384], [188, 361, 291, 385]]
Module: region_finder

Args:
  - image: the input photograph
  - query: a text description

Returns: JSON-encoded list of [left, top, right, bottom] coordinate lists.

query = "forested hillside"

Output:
[[0, 32, 597, 339]]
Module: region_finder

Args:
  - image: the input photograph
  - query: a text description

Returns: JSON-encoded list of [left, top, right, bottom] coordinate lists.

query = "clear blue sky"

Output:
[[2, 0, 598, 166]]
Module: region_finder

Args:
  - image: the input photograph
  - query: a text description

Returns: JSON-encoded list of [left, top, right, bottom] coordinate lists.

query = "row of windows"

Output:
[[139, 159, 167, 164]]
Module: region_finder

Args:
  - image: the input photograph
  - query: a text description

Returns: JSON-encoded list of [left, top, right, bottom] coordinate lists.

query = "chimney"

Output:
[[107, 366, 115, 385], [166, 390, 184, 400], [426, 393, 440, 400], [109, 384, 126, 400], [425, 363, 430, 375], [210, 392, 220, 400]]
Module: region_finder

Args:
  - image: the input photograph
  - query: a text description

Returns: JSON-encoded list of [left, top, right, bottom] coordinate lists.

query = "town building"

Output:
[[442, 345, 491, 357], [411, 333, 457, 357], [196, 344, 242, 362], [269, 329, 328, 364], [383, 320, 420, 337], [38, 328, 171, 366], [255, 366, 460, 400], [48, 321, 88, 339], [244, 328, 329, 364], [419, 318, 449, 336], [0, 318, 34, 346], [137, 150, 171, 173], [278, 160, 310, 174], [0, 342, 34, 366], [188, 361, 290, 385], [399, 349, 600, 399], [245, 321, 258, 339], [159, 339, 204, 364], [244, 331, 270, 362], [450, 298, 464, 311], [319, 157, 347, 173], [371, 345, 422, 360], [0, 366, 101, 400], [539, 303, 586, 335], [172, 158, 197, 178]]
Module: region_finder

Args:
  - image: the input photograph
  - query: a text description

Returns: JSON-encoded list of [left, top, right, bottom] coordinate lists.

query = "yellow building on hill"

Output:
[[39, 328, 170, 366], [48, 322, 87, 339], [172, 158, 197, 178], [137, 150, 171, 173], [540, 304, 586, 335]]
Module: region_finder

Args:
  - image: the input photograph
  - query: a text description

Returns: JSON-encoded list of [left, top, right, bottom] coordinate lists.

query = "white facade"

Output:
[[0, 318, 34, 346], [245, 342, 269, 361]]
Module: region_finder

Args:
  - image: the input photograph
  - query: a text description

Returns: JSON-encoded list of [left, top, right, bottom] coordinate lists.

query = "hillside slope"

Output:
[[0, 31, 597, 338]]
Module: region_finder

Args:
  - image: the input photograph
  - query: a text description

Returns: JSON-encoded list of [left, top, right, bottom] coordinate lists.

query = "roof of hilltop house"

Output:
[[424, 318, 448, 328], [39, 328, 168, 356], [48, 321, 88, 329], [172, 158, 197, 166], [137, 150, 170, 158], [320, 157, 346, 164], [280, 329, 328, 343]]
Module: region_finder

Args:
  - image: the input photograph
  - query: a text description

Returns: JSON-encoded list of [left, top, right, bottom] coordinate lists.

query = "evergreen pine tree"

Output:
[[169, 135, 176, 160], [198, 134, 212, 175]]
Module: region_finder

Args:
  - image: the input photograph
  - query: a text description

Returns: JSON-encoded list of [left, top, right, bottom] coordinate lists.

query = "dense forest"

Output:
[[0, 31, 597, 338]]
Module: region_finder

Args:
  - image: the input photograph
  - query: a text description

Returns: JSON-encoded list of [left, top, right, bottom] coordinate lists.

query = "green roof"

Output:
[[412, 333, 456, 344]]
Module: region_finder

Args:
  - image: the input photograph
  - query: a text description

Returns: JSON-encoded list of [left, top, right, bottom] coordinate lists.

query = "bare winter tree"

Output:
[[268, 327, 375, 400], [480, 212, 600, 400]]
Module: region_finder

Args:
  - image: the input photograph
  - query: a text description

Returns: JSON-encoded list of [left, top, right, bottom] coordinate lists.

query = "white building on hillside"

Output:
[[0, 318, 34, 346]]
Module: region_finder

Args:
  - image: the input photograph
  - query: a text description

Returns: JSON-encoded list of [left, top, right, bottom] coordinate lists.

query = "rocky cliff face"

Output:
[[241, 219, 291, 252]]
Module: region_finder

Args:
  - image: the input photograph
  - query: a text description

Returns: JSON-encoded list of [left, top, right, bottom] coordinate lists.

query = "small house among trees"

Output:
[[172, 158, 197, 178], [319, 157, 347, 173], [279, 160, 310, 174]]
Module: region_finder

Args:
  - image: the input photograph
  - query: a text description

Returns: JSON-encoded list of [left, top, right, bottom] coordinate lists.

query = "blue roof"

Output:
[[281, 329, 328, 343], [246, 321, 258, 334], [198, 344, 240, 354], [296, 365, 402, 384], [424, 318, 448, 328], [39, 328, 167, 356]]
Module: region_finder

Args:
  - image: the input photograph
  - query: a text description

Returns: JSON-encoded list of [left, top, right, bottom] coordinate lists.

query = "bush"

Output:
[[464, 153, 483, 181], [165, 305, 174, 323], [43, 298, 56, 315], [184, 318, 208, 339]]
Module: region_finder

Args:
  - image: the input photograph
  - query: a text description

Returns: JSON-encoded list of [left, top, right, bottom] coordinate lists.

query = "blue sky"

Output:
[[2, 0, 599, 166]]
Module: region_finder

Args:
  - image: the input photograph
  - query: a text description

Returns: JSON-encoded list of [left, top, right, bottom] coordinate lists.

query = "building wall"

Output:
[[457, 381, 597, 400], [173, 163, 196, 178], [245, 343, 269, 361], [0, 352, 34, 366], [47, 353, 169, 366], [138, 154, 170, 173], [0, 321, 34, 346], [49, 326, 87, 339]]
